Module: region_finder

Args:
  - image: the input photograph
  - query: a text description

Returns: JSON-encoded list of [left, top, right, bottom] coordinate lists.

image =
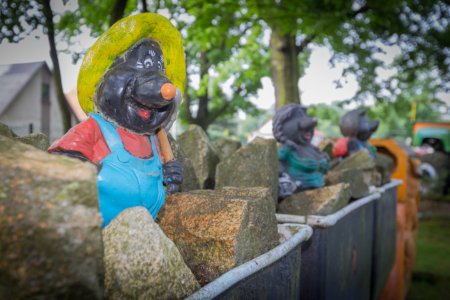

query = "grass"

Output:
[[407, 218, 450, 300]]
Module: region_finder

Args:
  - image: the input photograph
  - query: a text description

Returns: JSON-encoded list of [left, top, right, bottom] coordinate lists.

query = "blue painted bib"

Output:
[[350, 139, 377, 160], [91, 113, 165, 228]]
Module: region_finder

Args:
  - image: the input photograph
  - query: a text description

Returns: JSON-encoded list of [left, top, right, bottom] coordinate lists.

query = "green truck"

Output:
[[412, 122, 450, 197], [412, 122, 450, 153]]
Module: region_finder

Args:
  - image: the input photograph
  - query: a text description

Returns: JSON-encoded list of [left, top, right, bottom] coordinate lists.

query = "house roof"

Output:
[[0, 61, 49, 115]]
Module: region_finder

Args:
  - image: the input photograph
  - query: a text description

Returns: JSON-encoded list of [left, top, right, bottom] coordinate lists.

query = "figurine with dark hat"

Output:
[[333, 108, 379, 159]]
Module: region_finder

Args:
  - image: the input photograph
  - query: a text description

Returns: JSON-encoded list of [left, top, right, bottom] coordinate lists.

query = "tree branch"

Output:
[[180, 50, 193, 123], [183, 89, 194, 123], [205, 100, 231, 127], [141, 0, 148, 12], [41, 0, 72, 131], [347, 4, 370, 18], [295, 33, 316, 55], [109, 0, 128, 26], [205, 85, 243, 126]]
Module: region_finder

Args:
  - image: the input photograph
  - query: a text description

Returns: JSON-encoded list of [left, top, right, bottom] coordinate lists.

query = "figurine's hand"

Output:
[[162, 160, 183, 194], [278, 173, 300, 200]]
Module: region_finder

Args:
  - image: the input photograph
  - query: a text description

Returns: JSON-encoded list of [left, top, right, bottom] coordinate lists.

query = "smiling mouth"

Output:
[[304, 132, 312, 140], [131, 100, 171, 120]]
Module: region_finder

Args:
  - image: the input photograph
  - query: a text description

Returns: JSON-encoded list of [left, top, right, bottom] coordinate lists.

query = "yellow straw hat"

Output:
[[77, 13, 186, 113]]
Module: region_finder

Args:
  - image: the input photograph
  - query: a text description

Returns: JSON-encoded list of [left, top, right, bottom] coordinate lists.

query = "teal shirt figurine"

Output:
[[272, 104, 329, 199]]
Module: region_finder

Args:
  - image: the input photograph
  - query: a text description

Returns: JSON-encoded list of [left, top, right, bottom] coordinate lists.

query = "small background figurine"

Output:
[[333, 108, 379, 159], [272, 104, 329, 199], [49, 13, 185, 227]]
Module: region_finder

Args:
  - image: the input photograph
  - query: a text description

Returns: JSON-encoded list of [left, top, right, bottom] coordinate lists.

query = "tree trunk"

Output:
[[41, 0, 72, 132], [192, 51, 210, 131], [141, 0, 148, 12], [109, 0, 128, 26], [270, 26, 300, 108]]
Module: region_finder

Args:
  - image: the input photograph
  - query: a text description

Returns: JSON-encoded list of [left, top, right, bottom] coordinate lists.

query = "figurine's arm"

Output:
[[162, 160, 183, 194], [48, 118, 107, 164], [278, 172, 299, 200], [52, 150, 88, 162], [347, 138, 360, 156], [277, 147, 301, 199]]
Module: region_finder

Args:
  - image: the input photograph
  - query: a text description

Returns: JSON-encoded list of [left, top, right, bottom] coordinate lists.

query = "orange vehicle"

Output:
[[370, 139, 421, 300]]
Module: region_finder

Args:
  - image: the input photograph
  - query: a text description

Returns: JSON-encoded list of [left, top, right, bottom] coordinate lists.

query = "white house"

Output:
[[0, 61, 64, 141]]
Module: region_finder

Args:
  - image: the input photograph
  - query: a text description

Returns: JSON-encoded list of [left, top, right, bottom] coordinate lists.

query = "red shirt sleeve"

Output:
[[48, 118, 110, 164], [332, 137, 349, 158]]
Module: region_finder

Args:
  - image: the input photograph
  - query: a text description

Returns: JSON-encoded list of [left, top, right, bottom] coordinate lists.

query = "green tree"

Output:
[[58, 0, 449, 134], [60, 0, 270, 132], [164, 0, 270, 131], [367, 74, 446, 139], [307, 73, 447, 140], [0, 0, 72, 132], [248, 0, 449, 108]]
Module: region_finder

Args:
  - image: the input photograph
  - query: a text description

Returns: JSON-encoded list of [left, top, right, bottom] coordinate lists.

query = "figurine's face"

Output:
[[95, 38, 176, 134], [357, 115, 379, 141], [283, 107, 317, 146]]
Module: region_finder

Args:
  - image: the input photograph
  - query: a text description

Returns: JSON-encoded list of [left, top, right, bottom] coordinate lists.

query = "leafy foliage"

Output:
[[4, 0, 448, 138], [172, 0, 271, 131], [238, 0, 449, 108], [308, 73, 447, 140], [0, 0, 42, 43]]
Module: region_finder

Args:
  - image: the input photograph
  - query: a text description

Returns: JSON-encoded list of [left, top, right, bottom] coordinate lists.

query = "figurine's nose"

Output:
[[161, 83, 176, 101]]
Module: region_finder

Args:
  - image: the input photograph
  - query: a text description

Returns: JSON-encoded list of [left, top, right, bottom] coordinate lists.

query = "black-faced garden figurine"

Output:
[[49, 13, 185, 227], [272, 104, 329, 199], [333, 108, 379, 159]]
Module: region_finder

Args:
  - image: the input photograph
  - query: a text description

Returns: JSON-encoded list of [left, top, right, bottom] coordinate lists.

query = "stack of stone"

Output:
[[0, 122, 285, 298], [277, 149, 386, 217], [0, 126, 104, 299], [173, 126, 280, 284], [0, 125, 199, 299]]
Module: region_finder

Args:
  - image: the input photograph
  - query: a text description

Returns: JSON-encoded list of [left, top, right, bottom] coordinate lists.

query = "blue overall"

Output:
[[348, 138, 377, 160], [91, 113, 165, 228]]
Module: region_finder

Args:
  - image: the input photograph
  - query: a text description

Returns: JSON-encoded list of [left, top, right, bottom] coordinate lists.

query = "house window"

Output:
[[42, 83, 50, 103], [41, 83, 50, 136]]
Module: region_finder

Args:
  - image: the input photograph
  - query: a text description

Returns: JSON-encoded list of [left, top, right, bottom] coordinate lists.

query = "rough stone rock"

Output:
[[333, 149, 375, 171], [16, 133, 50, 151], [0, 135, 103, 299], [103, 207, 199, 299], [168, 134, 200, 192], [215, 138, 278, 208], [318, 138, 335, 158], [325, 169, 369, 199], [0, 122, 49, 151], [212, 138, 241, 160], [0, 122, 17, 138], [158, 187, 279, 285], [332, 150, 380, 186], [177, 125, 220, 189], [375, 152, 395, 185], [278, 224, 302, 244], [277, 183, 351, 216]]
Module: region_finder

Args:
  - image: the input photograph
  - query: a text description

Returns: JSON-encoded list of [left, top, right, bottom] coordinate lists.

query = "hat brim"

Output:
[[77, 13, 186, 113]]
